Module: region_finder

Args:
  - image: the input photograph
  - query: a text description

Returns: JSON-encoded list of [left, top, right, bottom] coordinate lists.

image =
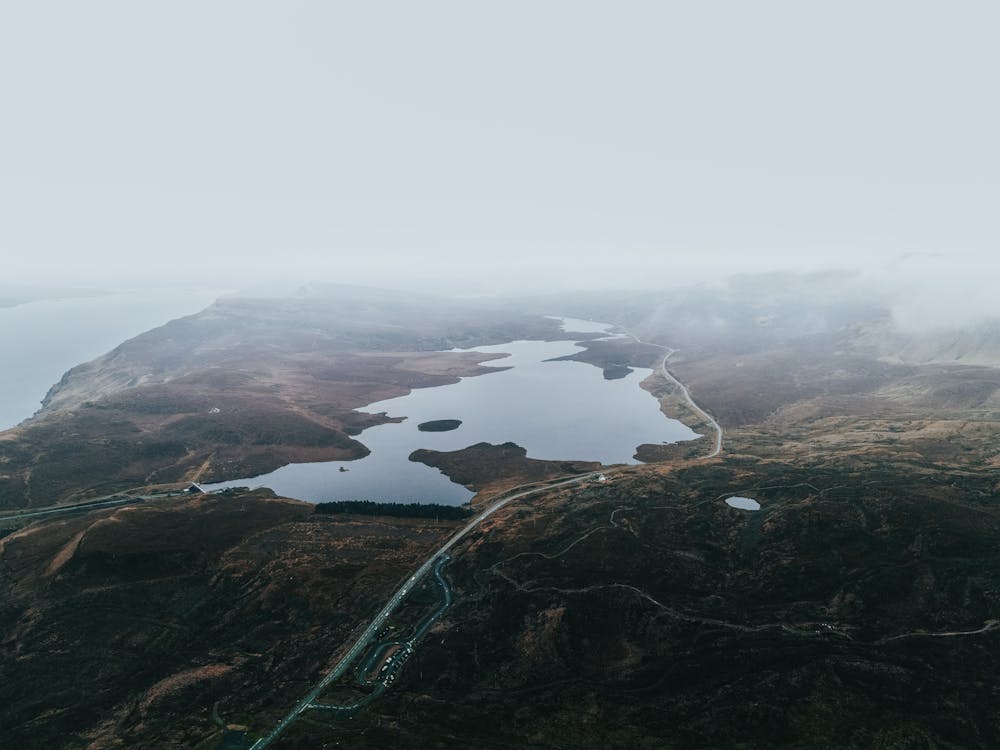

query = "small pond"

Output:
[[725, 496, 761, 511]]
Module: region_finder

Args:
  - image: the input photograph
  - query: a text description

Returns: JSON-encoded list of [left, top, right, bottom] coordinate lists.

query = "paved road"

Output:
[[0, 489, 191, 523], [1, 322, 722, 750], [249, 329, 725, 748], [621, 328, 723, 459], [658, 350, 723, 458], [0, 496, 137, 521], [249, 472, 598, 750]]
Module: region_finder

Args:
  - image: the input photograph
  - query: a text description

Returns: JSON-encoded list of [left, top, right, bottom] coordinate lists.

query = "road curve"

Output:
[[658, 351, 723, 458], [0, 486, 193, 523], [249, 472, 597, 750], [622, 329, 723, 459], [250, 325, 722, 748]]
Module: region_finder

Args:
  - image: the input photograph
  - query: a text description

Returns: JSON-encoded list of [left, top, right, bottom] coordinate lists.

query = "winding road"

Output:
[[621, 328, 723, 458], [0, 487, 194, 524], [658, 350, 723, 458], [1, 318, 723, 750], [248, 472, 599, 749], [247, 323, 724, 748]]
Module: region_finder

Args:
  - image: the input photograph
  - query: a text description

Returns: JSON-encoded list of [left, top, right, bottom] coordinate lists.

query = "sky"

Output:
[[1, 1, 997, 294]]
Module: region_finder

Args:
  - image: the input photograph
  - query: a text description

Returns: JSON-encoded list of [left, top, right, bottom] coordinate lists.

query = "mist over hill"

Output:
[[2, 272, 999, 749]]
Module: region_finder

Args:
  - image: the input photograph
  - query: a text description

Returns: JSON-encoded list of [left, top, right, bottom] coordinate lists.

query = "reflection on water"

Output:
[[205, 318, 700, 504]]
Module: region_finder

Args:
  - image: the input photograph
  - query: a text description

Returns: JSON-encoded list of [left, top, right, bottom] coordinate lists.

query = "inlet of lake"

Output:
[[205, 318, 701, 504]]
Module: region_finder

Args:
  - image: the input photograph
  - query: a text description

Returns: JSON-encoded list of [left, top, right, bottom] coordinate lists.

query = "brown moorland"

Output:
[[3, 277, 1000, 749]]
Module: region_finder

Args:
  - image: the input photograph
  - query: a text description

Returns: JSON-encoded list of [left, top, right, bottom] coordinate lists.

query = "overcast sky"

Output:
[[1, 1, 997, 293]]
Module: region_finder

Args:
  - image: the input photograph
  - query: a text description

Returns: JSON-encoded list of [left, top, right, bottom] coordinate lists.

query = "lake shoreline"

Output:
[[205, 319, 700, 505]]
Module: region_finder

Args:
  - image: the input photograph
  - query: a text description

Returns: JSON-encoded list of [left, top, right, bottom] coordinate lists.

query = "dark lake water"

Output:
[[205, 318, 701, 504]]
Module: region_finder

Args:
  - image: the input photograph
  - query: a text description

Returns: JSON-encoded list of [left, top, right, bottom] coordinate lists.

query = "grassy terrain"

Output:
[[3, 277, 1000, 748]]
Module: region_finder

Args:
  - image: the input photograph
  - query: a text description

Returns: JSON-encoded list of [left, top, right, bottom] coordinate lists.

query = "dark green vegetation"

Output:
[[314, 500, 471, 520], [411, 441, 601, 491], [549, 337, 661, 381], [416, 419, 462, 432], [2, 276, 1000, 749], [0, 287, 561, 510], [600, 363, 632, 380], [0, 490, 464, 749], [302, 556, 454, 719], [0, 394, 369, 509], [290, 459, 1000, 750]]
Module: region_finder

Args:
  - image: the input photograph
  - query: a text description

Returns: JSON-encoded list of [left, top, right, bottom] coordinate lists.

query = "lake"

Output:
[[0, 288, 223, 430], [205, 318, 701, 504]]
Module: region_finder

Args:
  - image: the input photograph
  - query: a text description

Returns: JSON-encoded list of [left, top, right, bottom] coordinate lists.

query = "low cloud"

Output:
[[864, 254, 1000, 334]]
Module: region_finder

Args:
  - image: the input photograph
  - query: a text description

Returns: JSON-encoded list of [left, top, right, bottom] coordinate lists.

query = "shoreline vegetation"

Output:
[[313, 500, 472, 519]]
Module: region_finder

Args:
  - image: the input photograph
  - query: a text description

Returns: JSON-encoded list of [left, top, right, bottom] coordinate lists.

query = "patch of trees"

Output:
[[314, 500, 471, 519]]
